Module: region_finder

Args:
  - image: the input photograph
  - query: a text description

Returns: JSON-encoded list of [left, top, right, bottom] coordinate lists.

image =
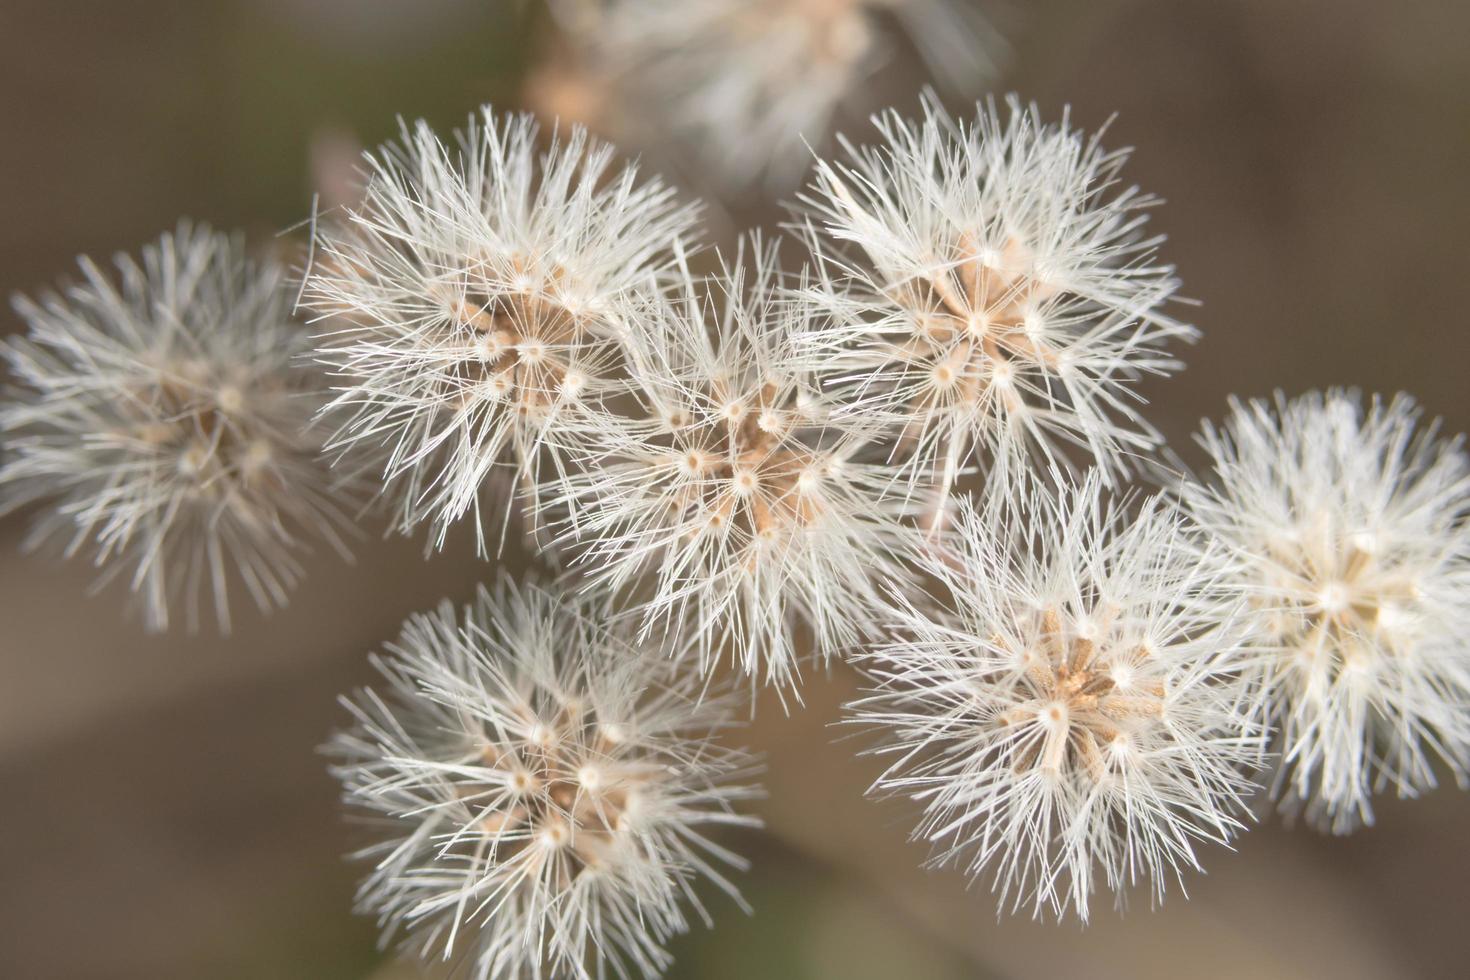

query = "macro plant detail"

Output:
[[850, 478, 1261, 920], [549, 239, 915, 684], [6, 8, 1470, 976], [302, 108, 698, 552], [328, 579, 759, 980], [1184, 390, 1470, 833], [798, 96, 1191, 494], [0, 223, 351, 632]]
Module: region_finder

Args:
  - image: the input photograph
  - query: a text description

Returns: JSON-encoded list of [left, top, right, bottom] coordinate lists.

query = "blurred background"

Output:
[[2, 1, 1468, 977]]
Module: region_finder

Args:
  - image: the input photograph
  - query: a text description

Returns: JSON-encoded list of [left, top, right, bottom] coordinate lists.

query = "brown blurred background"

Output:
[[2, 1, 1468, 977]]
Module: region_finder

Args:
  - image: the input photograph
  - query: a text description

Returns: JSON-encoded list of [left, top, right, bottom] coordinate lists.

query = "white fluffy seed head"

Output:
[[302, 106, 698, 554], [1183, 390, 1470, 833], [0, 223, 353, 632], [543, 236, 918, 686], [562, 0, 1005, 191], [326, 577, 761, 980], [849, 474, 1261, 921], [796, 95, 1194, 494]]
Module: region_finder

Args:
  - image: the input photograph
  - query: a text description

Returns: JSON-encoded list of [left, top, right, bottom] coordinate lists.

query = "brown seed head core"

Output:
[[1264, 527, 1421, 670], [444, 260, 592, 421], [889, 235, 1065, 422], [670, 375, 830, 550], [999, 607, 1165, 779], [465, 697, 655, 888], [143, 364, 286, 497]]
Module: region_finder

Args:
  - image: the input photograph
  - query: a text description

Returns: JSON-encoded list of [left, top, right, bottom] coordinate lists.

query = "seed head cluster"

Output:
[[9, 65, 1470, 980]]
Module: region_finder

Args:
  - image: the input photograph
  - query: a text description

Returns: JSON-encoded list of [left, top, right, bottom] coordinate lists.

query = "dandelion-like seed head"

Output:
[[798, 95, 1192, 491], [850, 476, 1258, 920], [548, 238, 915, 685], [1185, 390, 1470, 833], [575, 0, 1003, 190], [303, 107, 698, 552], [328, 579, 759, 979], [0, 223, 350, 632]]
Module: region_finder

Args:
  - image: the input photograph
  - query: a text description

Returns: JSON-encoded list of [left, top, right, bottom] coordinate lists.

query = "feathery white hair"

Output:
[[302, 107, 698, 553], [1185, 390, 1470, 833], [1, 223, 351, 632], [546, 237, 917, 687], [797, 95, 1192, 496], [849, 475, 1259, 920], [327, 577, 760, 980]]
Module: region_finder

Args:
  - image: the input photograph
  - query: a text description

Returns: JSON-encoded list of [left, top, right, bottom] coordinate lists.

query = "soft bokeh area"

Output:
[[2, 1, 1468, 977]]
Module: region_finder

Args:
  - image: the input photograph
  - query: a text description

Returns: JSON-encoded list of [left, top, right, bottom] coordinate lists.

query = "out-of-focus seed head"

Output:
[[0, 223, 352, 632], [1185, 390, 1470, 833]]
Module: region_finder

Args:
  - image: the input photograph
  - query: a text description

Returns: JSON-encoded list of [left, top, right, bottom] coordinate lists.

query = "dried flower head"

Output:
[[302, 107, 698, 552], [547, 238, 915, 686], [797, 96, 1191, 494], [0, 223, 350, 632], [568, 0, 1004, 190], [849, 476, 1259, 920], [1185, 390, 1470, 833], [328, 578, 760, 980]]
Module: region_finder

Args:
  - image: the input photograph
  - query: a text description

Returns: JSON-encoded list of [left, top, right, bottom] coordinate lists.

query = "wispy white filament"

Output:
[[797, 96, 1192, 495], [302, 107, 698, 553], [850, 476, 1259, 920], [1, 223, 351, 632], [328, 578, 760, 979], [1185, 390, 1470, 833], [546, 238, 917, 687]]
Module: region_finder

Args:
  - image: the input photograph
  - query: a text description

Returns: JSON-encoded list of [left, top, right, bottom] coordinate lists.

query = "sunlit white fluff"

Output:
[[302, 107, 698, 553], [1184, 390, 1470, 833], [849, 476, 1259, 920], [327, 577, 760, 980], [567, 0, 1005, 190], [0, 223, 351, 632], [546, 239, 916, 687], [797, 96, 1191, 495]]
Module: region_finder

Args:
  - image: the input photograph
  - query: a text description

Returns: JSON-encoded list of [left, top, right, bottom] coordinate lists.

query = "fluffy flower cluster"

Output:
[[0, 223, 350, 631], [302, 108, 697, 552], [798, 96, 1191, 494], [328, 579, 759, 980], [548, 239, 915, 685], [849, 477, 1260, 919], [558, 0, 1004, 190], [1184, 390, 1470, 833], [296, 99, 1198, 690]]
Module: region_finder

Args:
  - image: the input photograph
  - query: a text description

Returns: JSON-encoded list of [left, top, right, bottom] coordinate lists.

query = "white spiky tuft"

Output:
[[0, 223, 352, 632], [849, 474, 1260, 921], [1184, 390, 1470, 833], [544, 237, 918, 688], [301, 106, 699, 554], [326, 577, 760, 980], [796, 95, 1192, 496]]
